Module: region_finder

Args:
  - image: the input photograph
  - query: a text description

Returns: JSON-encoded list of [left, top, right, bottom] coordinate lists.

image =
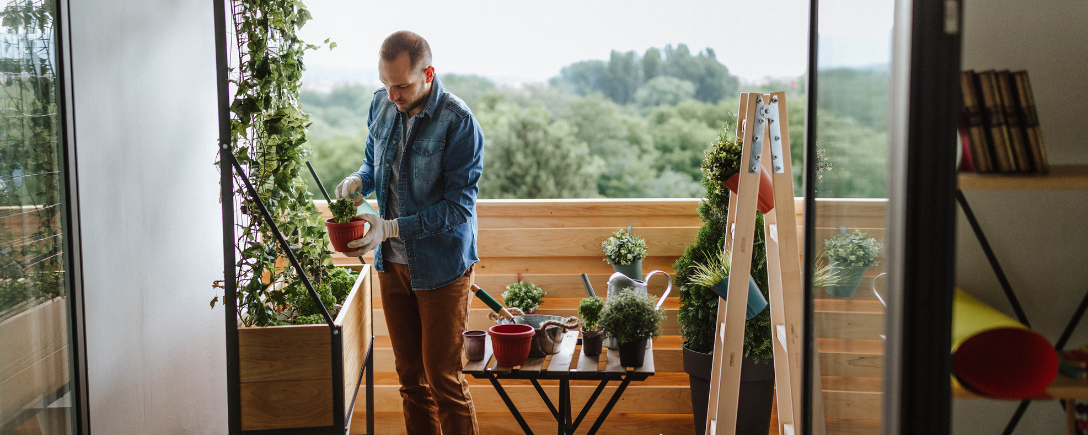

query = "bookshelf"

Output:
[[958, 164, 1088, 190]]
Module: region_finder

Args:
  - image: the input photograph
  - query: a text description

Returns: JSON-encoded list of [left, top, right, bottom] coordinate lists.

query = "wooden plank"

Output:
[[547, 330, 581, 372], [336, 266, 371, 414], [824, 418, 882, 435], [368, 383, 692, 414], [477, 198, 703, 218], [478, 227, 698, 258], [818, 353, 884, 378], [958, 164, 1088, 190], [576, 340, 601, 375], [520, 356, 546, 373], [472, 274, 673, 299], [352, 411, 698, 435], [0, 299, 67, 381], [238, 325, 332, 383], [636, 339, 656, 374], [813, 312, 885, 341], [478, 215, 703, 229], [240, 379, 334, 430], [474, 256, 680, 276], [821, 390, 882, 420], [373, 304, 682, 337], [0, 346, 69, 427]]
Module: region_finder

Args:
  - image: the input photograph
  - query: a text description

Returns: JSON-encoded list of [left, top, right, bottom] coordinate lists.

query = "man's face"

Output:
[[378, 52, 434, 115]]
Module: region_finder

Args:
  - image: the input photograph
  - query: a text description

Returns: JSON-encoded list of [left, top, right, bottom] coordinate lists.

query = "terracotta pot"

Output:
[[618, 337, 650, 367], [488, 324, 535, 367], [581, 328, 605, 357], [325, 218, 368, 252], [463, 330, 486, 361], [724, 168, 775, 214]]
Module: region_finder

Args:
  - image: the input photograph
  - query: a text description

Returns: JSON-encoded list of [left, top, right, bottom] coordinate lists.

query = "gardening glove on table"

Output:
[[345, 214, 398, 257], [335, 174, 364, 207]]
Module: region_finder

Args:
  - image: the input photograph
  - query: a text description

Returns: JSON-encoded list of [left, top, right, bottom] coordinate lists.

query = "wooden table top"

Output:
[[463, 331, 656, 380]]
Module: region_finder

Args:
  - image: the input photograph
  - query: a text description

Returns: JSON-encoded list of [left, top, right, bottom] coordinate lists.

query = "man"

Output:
[[334, 31, 484, 434]]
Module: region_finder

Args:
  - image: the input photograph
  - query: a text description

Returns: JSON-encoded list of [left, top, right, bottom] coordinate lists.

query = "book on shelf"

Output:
[[996, 71, 1033, 172], [976, 71, 1018, 173], [959, 71, 991, 173], [1013, 71, 1050, 174]]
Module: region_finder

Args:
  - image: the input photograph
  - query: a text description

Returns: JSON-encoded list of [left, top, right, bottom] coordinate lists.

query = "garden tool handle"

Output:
[[471, 284, 513, 320], [872, 273, 889, 309], [580, 273, 596, 298], [644, 270, 673, 309]]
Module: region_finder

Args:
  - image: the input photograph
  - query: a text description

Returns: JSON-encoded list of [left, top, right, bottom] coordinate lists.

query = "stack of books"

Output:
[[959, 70, 1049, 174]]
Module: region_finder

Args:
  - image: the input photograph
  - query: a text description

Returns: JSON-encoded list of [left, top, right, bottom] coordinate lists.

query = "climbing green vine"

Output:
[[215, 0, 336, 327]]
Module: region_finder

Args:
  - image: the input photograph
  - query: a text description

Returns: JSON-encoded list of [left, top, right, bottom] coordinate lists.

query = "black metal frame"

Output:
[[477, 369, 649, 435], [800, 0, 819, 432], [214, 1, 373, 433]]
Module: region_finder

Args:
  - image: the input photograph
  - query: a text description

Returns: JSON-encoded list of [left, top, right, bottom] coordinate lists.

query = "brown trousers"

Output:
[[379, 261, 479, 435]]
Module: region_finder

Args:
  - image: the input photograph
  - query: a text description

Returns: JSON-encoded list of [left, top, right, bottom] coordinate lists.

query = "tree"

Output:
[[562, 94, 659, 197], [603, 50, 640, 105], [304, 128, 369, 198], [635, 76, 696, 108], [440, 73, 497, 112], [642, 47, 662, 82], [661, 44, 739, 103], [478, 104, 602, 199], [552, 60, 607, 97]]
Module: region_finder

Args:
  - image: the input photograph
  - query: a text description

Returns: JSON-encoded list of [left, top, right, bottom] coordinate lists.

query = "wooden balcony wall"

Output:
[[317, 198, 887, 435]]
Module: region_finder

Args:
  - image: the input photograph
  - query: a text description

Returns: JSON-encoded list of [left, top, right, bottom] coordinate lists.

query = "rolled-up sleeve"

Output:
[[397, 114, 483, 239]]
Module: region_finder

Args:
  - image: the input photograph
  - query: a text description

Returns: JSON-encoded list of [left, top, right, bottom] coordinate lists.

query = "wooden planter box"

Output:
[[0, 298, 69, 431], [237, 265, 372, 434]]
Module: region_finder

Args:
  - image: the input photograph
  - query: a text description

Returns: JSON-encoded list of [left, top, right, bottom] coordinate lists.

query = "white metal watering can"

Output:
[[604, 270, 673, 349]]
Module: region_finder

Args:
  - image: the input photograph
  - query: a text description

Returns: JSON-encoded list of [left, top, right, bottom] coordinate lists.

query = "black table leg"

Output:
[[587, 376, 633, 435], [572, 380, 609, 433], [487, 373, 534, 435], [562, 379, 572, 434], [557, 379, 567, 434], [530, 378, 559, 420]]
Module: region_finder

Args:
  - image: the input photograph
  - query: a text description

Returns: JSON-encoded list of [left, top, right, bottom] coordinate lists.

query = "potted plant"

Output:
[[822, 229, 883, 298], [602, 226, 648, 279], [688, 245, 768, 320], [598, 290, 665, 367], [325, 197, 368, 252], [704, 120, 775, 214], [578, 296, 606, 356], [675, 123, 775, 435], [502, 281, 546, 314]]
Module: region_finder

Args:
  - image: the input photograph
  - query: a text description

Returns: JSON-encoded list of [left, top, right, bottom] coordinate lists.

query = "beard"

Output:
[[397, 86, 430, 114]]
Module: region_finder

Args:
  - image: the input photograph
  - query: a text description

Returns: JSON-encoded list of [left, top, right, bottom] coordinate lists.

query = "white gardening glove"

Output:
[[345, 214, 399, 257], [335, 174, 364, 207]]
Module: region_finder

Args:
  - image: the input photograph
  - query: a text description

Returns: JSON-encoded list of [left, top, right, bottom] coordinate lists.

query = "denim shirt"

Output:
[[355, 77, 484, 290]]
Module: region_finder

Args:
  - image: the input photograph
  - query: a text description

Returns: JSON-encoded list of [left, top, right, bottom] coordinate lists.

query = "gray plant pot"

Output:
[[825, 260, 869, 298], [612, 260, 642, 280], [684, 348, 775, 435]]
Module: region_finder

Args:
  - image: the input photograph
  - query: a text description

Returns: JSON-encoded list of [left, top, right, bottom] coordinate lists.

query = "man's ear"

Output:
[[424, 66, 435, 83]]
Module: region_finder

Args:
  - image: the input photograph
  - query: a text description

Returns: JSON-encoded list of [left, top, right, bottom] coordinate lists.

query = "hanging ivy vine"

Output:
[[0, 0, 65, 319], [216, 0, 335, 327]]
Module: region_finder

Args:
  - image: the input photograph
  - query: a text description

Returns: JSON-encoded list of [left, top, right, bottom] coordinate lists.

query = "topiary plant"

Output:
[[675, 120, 772, 362], [578, 296, 605, 331], [602, 229, 648, 265], [502, 281, 546, 313], [328, 197, 357, 224], [598, 290, 666, 345]]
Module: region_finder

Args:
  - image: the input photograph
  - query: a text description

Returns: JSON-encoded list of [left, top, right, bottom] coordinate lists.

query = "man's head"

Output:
[[378, 31, 435, 116]]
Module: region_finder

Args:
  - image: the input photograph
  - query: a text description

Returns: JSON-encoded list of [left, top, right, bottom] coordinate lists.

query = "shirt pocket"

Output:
[[411, 138, 445, 183]]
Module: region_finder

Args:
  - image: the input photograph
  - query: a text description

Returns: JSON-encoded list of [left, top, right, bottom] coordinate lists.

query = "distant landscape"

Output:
[[300, 44, 889, 200]]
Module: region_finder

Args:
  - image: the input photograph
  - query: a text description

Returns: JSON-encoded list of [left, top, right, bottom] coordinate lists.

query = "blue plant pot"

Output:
[[825, 260, 868, 298], [710, 275, 768, 320], [612, 260, 642, 280]]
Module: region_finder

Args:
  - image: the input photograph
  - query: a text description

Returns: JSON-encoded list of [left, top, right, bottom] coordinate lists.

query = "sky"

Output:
[[296, 0, 894, 87]]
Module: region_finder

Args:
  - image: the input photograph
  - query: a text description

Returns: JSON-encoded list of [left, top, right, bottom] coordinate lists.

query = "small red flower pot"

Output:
[[488, 324, 535, 367], [325, 219, 368, 252], [724, 168, 776, 214]]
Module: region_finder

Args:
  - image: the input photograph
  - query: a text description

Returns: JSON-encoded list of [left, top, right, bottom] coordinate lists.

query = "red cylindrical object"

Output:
[[724, 168, 776, 214], [325, 219, 368, 252], [488, 324, 535, 367]]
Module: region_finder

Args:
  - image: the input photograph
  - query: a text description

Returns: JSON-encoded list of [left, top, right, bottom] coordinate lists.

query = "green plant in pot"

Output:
[[675, 121, 774, 435], [602, 226, 648, 279], [325, 197, 368, 253], [822, 228, 883, 298], [502, 281, 546, 314], [578, 296, 606, 356], [689, 245, 768, 320], [598, 290, 665, 367]]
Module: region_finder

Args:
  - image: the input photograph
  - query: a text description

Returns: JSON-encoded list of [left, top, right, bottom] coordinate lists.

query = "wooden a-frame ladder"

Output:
[[704, 92, 826, 435]]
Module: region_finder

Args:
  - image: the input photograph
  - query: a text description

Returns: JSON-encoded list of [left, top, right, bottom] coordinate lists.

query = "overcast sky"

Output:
[[297, 0, 894, 86]]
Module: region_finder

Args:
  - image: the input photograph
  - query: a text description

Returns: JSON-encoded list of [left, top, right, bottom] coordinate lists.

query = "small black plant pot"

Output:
[[581, 328, 604, 356], [684, 348, 775, 435], [617, 337, 649, 367]]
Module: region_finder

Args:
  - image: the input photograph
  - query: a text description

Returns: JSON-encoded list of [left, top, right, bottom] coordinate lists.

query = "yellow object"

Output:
[[952, 288, 1027, 351]]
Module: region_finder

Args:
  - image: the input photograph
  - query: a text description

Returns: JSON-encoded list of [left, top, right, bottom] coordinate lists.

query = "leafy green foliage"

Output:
[[674, 123, 772, 362], [328, 197, 355, 223], [220, 0, 337, 327], [635, 76, 696, 108], [602, 229, 648, 265], [688, 245, 730, 289], [502, 281, 546, 312], [0, 0, 66, 318], [294, 314, 325, 325], [598, 290, 665, 344], [578, 296, 605, 331], [824, 230, 883, 267], [285, 266, 357, 324], [324, 266, 357, 302]]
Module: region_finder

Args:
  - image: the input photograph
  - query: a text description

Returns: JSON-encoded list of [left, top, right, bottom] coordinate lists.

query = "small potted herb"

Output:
[[602, 226, 648, 279], [823, 229, 883, 297], [324, 197, 367, 252], [578, 296, 606, 356], [688, 246, 767, 320], [598, 290, 665, 367], [502, 281, 546, 314]]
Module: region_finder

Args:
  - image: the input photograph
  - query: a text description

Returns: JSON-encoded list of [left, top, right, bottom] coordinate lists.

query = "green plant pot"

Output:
[[825, 260, 868, 298], [710, 275, 768, 320], [612, 260, 642, 280]]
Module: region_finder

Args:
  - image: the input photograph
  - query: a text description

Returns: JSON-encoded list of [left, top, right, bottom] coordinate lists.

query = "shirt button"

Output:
[[386, 164, 390, 167]]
